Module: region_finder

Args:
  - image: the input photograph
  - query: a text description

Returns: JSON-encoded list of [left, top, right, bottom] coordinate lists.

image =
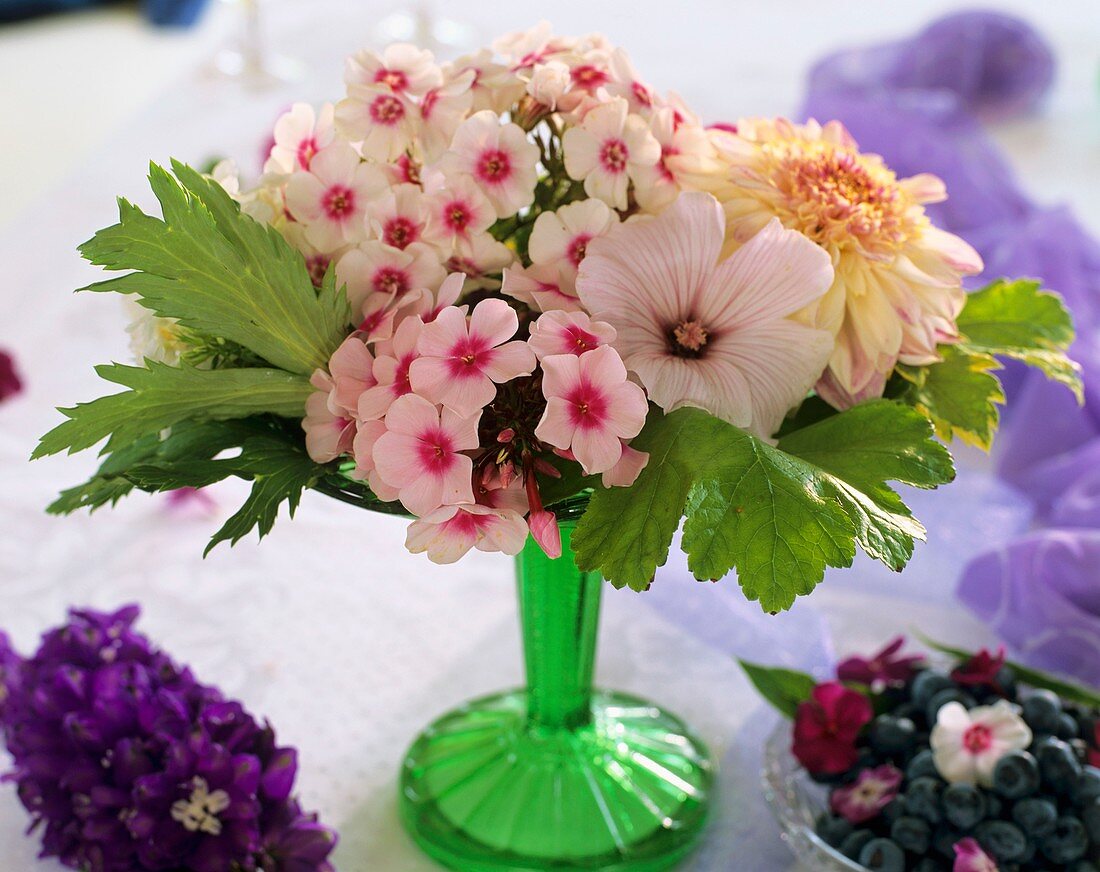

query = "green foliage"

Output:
[[897, 347, 1005, 449], [572, 401, 954, 613], [918, 636, 1100, 708], [48, 419, 325, 554], [737, 660, 816, 719], [897, 279, 1081, 449], [78, 161, 350, 375], [33, 363, 311, 459]]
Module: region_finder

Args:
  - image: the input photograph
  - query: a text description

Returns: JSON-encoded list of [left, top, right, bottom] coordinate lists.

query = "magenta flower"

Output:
[[836, 636, 924, 689], [373, 393, 480, 515], [0, 350, 22, 403], [951, 647, 1006, 688], [437, 111, 540, 219], [954, 836, 999, 872], [409, 297, 536, 417], [357, 314, 423, 421], [577, 191, 835, 439], [792, 682, 873, 776], [535, 345, 649, 476], [829, 764, 902, 823]]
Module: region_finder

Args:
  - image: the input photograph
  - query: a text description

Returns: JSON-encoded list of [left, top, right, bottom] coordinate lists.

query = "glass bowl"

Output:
[[761, 720, 866, 871]]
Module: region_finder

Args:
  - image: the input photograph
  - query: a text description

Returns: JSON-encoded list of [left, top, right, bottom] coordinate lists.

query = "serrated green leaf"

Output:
[[898, 346, 1005, 450], [956, 278, 1082, 401], [737, 660, 816, 719], [778, 400, 956, 567], [574, 401, 954, 612], [48, 418, 325, 554], [79, 162, 350, 375], [34, 363, 311, 458]]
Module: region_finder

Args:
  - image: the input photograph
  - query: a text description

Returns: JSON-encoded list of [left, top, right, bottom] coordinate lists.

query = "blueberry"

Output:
[[1037, 737, 1082, 793], [1072, 765, 1100, 806], [906, 776, 944, 824], [881, 796, 907, 825], [906, 749, 939, 782], [814, 813, 852, 848], [912, 860, 949, 872], [838, 828, 875, 861], [894, 702, 924, 726], [926, 688, 977, 725], [992, 751, 1041, 799], [890, 814, 931, 853], [942, 783, 986, 830], [993, 665, 1017, 699], [1082, 797, 1100, 843], [1023, 689, 1063, 734], [1011, 796, 1058, 837], [870, 715, 917, 756], [974, 819, 1028, 862], [931, 823, 965, 858], [912, 670, 955, 708], [1058, 711, 1083, 740], [984, 792, 1002, 818], [858, 837, 906, 872], [1069, 862, 1100, 872], [1040, 815, 1090, 864]]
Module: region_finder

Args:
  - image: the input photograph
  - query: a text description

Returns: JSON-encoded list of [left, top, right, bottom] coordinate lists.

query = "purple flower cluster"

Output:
[[0, 606, 336, 872]]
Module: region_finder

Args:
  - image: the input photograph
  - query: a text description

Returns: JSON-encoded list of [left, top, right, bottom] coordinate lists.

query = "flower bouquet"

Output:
[[749, 640, 1100, 870], [35, 24, 1081, 870]]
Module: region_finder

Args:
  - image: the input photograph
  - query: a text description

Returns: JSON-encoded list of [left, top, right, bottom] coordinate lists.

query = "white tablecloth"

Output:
[[1, 2, 1097, 869]]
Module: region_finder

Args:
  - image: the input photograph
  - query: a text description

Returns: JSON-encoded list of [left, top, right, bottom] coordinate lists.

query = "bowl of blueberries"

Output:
[[759, 643, 1100, 871]]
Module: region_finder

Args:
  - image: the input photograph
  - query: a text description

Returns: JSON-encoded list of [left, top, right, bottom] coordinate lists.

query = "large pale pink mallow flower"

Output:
[[409, 297, 536, 416], [535, 345, 649, 475], [373, 394, 479, 516], [405, 504, 529, 563], [577, 192, 835, 439]]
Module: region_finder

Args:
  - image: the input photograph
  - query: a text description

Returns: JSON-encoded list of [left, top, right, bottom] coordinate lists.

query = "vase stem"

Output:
[[516, 522, 601, 732]]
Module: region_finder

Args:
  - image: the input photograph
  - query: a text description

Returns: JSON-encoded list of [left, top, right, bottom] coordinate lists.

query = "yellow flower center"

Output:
[[762, 140, 919, 255]]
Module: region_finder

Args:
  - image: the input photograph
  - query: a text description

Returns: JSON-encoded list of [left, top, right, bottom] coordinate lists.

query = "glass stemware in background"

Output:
[[208, 0, 305, 88], [372, 0, 475, 56]]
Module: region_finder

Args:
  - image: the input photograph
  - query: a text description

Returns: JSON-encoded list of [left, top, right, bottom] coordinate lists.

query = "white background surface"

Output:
[[0, 1, 1097, 869]]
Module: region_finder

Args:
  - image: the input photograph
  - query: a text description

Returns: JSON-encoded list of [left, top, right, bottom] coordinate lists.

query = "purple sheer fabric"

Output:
[[803, 11, 1100, 684]]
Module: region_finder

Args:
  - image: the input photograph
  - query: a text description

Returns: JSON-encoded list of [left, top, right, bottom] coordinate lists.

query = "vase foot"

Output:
[[399, 689, 713, 871]]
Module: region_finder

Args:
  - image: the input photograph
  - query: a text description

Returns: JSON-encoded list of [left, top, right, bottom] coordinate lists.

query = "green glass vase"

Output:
[[398, 522, 714, 870]]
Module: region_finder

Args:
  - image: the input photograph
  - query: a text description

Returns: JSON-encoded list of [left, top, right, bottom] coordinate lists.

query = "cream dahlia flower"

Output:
[[700, 118, 983, 408]]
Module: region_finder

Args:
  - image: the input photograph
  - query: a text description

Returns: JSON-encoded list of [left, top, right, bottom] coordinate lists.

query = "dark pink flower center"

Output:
[[563, 325, 600, 354], [632, 82, 652, 107], [444, 201, 471, 232], [397, 155, 421, 185], [296, 137, 318, 170], [374, 69, 409, 90], [393, 354, 415, 396], [567, 234, 592, 266], [659, 146, 679, 182], [963, 724, 994, 754], [372, 267, 409, 296], [370, 94, 405, 125], [477, 149, 511, 183], [445, 254, 481, 276], [322, 186, 356, 221], [383, 217, 418, 249], [599, 139, 629, 173], [416, 428, 457, 473], [441, 509, 491, 537], [571, 65, 608, 89], [565, 381, 608, 430], [446, 336, 491, 376]]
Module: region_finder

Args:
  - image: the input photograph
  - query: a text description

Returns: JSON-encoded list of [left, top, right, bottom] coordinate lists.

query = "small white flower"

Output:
[[527, 60, 572, 109], [931, 701, 1032, 787], [562, 97, 660, 210], [125, 300, 188, 366]]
